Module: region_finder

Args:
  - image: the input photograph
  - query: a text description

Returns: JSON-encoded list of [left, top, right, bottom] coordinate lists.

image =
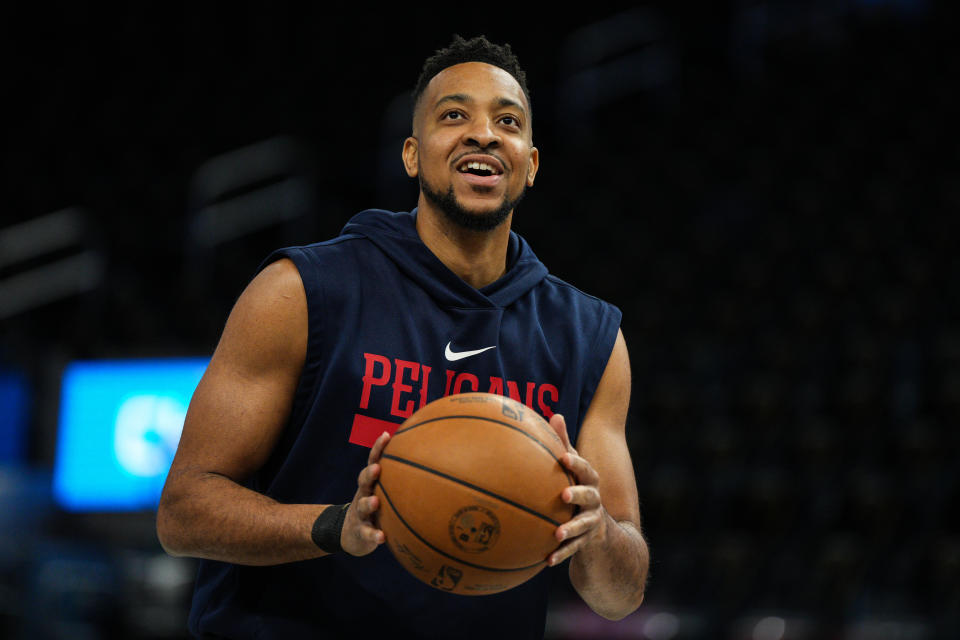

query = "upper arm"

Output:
[[575, 329, 641, 527], [165, 258, 308, 487]]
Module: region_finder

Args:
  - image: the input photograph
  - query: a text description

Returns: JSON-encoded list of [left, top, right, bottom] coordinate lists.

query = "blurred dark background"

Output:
[[1, 1, 958, 638]]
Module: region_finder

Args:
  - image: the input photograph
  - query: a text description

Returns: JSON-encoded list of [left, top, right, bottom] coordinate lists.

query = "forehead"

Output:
[[421, 62, 529, 113]]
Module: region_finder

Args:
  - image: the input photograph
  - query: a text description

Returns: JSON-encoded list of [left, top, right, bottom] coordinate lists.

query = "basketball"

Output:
[[374, 392, 575, 595]]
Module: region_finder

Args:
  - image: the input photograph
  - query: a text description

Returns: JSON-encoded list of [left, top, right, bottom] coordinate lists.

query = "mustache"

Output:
[[451, 149, 507, 170]]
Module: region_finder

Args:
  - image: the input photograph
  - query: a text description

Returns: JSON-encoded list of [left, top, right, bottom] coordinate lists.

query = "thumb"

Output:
[[549, 413, 573, 452]]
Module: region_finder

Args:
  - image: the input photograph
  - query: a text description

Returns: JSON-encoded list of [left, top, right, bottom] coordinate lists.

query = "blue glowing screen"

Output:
[[53, 358, 209, 511]]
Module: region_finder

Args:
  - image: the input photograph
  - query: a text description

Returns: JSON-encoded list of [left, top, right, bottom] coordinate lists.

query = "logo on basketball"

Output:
[[449, 505, 501, 553], [500, 399, 522, 421], [431, 565, 463, 591], [394, 542, 426, 572]]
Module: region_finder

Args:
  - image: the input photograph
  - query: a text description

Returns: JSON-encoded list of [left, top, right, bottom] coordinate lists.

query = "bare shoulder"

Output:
[[245, 256, 304, 297], [581, 330, 631, 428], [575, 329, 640, 526], [217, 257, 307, 371], [168, 257, 307, 483]]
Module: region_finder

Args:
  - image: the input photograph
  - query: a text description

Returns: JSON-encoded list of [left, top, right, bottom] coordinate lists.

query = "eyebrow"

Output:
[[495, 97, 526, 113], [433, 93, 528, 116], [435, 93, 471, 108]]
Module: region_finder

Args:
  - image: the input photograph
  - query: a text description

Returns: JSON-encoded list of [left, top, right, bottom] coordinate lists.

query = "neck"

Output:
[[415, 201, 512, 289]]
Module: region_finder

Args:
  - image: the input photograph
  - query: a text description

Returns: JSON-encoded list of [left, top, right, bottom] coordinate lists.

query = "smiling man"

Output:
[[157, 35, 649, 639], [408, 60, 538, 235]]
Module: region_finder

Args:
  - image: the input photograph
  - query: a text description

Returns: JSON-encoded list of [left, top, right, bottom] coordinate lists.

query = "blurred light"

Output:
[[643, 611, 680, 640], [114, 394, 188, 477], [0, 251, 104, 319], [53, 358, 208, 511], [753, 616, 786, 640], [188, 135, 314, 247], [0, 208, 84, 269], [191, 178, 310, 246]]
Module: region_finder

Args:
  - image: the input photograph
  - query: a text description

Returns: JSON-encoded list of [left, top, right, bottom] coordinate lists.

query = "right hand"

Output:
[[340, 431, 391, 556]]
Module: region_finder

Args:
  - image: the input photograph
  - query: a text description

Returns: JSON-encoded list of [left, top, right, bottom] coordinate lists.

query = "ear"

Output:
[[526, 146, 539, 187], [402, 137, 419, 178]]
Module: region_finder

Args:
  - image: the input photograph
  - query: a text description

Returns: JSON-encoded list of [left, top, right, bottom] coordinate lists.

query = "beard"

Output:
[[419, 175, 525, 232]]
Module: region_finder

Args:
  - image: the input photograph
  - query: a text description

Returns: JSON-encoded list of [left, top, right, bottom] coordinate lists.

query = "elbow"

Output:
[[156, 491, 189, 557], [569, 532, 649, 620], [155, 518, 180, 557], [596, 589, 645, 621], [570, 564, 647, 621], [581, 585, 645, 621]]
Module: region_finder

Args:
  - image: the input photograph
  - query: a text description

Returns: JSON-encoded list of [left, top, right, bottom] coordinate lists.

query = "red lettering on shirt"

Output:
[[349, 414, 401, 448], [507, 380, 536, 407], [352, 352, 561, 448], [359, 353, 391, 409], [452, 372, 479, 394], [537, 383, 559, 418], [443, 369, 456, 396], [390, 359, 420, 419]]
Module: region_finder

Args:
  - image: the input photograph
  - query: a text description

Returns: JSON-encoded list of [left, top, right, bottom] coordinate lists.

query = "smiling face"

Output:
[[403, 62, 539, 231]]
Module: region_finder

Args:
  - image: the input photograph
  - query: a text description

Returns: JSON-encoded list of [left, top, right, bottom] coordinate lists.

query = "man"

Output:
[[157, 35, 649, 639]]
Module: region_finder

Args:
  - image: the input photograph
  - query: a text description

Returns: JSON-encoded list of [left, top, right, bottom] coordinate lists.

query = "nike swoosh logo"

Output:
[[444, 342, 497, 361]]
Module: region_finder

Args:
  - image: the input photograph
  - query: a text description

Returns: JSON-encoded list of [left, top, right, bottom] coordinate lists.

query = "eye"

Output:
[[499, 115, 521, 129], [442, 110, 464, 121]]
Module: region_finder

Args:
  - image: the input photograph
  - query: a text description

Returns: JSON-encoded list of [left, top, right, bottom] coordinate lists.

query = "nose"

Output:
[[462, 117, 500, 149]]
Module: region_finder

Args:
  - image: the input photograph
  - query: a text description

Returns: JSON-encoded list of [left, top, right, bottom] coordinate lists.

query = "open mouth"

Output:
[[456, 159, 504, 178]]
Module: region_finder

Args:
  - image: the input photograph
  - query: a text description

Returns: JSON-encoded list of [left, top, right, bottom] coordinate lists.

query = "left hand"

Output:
[[547, 413, 609, 566], [341, 430, 391, 556]]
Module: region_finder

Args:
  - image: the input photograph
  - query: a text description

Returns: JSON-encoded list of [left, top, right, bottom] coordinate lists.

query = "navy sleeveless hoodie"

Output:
[[188, 209, 622, 639]]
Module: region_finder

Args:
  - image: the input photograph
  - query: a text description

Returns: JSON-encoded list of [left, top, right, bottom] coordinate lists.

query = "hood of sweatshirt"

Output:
[[340, 209, 549, 310]]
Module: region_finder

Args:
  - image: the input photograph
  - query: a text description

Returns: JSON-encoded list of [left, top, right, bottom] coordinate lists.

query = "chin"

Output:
[[442, 204, 512, 232], [422, 180, 521, 232]]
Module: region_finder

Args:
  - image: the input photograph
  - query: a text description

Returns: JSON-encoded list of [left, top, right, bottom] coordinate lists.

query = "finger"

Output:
[[354, 494, 380, 519], [344, 520, 385, 554], [549, 413, 573, 452], [562, 485, 602, 509], [356, 462, 381, 494], [548, 533, 591, 566], [556, 509, 602, 543], [357, 521, 386, 545], [368, 431, 391, 464], [368, 527, 386, 545], [560, 454, 600, 487]]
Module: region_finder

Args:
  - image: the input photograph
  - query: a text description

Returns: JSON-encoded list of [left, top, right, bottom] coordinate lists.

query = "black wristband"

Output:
[[312, 504, 349, 553]]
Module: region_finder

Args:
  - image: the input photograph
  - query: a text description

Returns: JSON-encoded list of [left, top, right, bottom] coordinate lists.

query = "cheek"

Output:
[[511, 145, 534, 173], [419, 141, 452, 172]]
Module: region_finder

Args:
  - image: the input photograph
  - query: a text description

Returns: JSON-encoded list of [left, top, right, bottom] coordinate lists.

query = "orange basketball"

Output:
[[374, 392, 574, 595]]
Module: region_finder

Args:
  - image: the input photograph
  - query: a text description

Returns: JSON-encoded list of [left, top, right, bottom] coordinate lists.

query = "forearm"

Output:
[[157, 471, 329, 566], [569, 512, 649, 620]]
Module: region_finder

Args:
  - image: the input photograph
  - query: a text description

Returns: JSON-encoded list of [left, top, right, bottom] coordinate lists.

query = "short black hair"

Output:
[[412, 35, 531, 116]]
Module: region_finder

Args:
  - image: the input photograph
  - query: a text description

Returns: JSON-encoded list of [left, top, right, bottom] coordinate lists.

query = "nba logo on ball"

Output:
[[450, 506, 501, 553], [375, 392, 574, 595]]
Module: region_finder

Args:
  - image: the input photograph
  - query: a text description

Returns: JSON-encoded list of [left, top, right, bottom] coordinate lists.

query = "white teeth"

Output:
[[459, 161, 499, 173]]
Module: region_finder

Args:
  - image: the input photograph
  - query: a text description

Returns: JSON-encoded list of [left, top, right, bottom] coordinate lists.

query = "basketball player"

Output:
[[157, 36, 649, 639]]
